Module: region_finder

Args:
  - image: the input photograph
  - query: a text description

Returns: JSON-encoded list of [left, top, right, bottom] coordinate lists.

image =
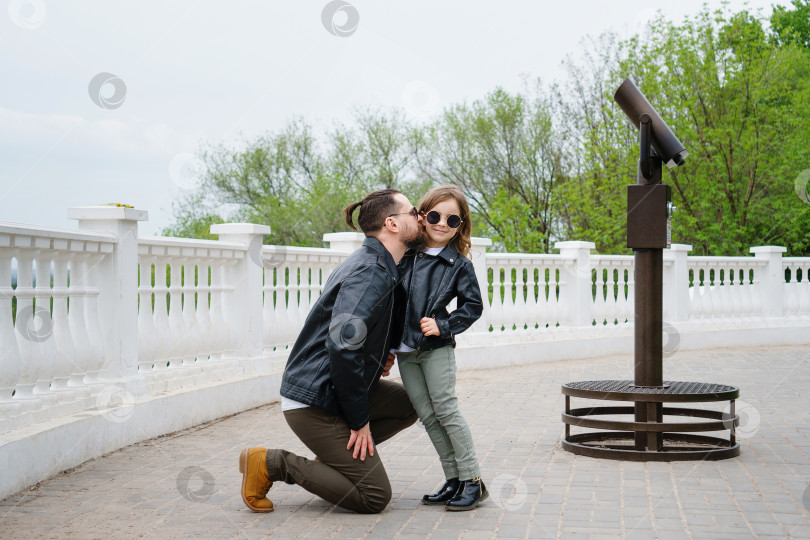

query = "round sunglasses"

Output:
[[423, 210, 463, 229]]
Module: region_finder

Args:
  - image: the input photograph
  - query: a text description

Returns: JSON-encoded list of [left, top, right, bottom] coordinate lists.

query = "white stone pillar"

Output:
[[663, 244, 692, 322], [323, 232, 366, 253], [468, 237, 492, 332], [210, 224, 271, 362], [67, 205, 147, 394], [750, 246, 787, 317], [555, 241, 596, 327]]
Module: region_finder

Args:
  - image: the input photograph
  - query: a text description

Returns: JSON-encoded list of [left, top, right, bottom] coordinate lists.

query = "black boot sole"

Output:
[[446, 491, 489, 511], [421, 499, 452, 506]]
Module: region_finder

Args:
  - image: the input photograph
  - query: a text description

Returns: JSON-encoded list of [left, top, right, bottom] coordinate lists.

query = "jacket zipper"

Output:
[[403, 256, 416, 351], [378, 284, 394, 373]]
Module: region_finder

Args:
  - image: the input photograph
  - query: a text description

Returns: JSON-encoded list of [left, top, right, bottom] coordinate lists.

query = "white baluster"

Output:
[[136, 259, 157, 378], [592, 265, 606, 326], [723, 266, 735, 319], [534, 265, 544, 328], [609, 265, 621, 324], [714, 266, 725, 318], [619, 264, 632, 325], [625, 264, 635, 324], [490, 265, 505, 332], [554, 264, 568, 328], [0, 250, 22, 433], [167, 261, 185, 377], [742, 264, 754, 318], [207, 261, 227, 370], [262, 268, 278, 351], [283, 264, 300, 345], [703, 264, 718, 318], [749, 264, 763, 317], [785, 266, 800, 317], [525, 265, 539, 330], [548, 265, 561, 327], [798, 265, 810, 317], [194, 262, 215, 375], [728, 266, 742, 319], [267, 267, 286, 349], [181, 259, 204, 385], [50, 255, 81, 415], [66, 253, 93, 409], [13, 250, 44, 425], [695, 266, 708, 319], [508, 265, 521, 331], [701, 266, 713, 319], [741, 265, 752, 317], [216, 259, 239, 374], [294, 264, 308, 334], [32, 254, 58, 418], [514, 265, 528, 330], [151, 260, 172, 391]]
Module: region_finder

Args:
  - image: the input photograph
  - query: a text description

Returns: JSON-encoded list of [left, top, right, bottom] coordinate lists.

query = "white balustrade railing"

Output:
[[591, 255, 635, 326], [485, 253, 566, 332], [0, 221, 115, 433], [137, 236, 245, 392], [687, 256, 765, 320], [2, 209, 810, 438], [261, 245, 347, 351], [783, 257, 810, 317]]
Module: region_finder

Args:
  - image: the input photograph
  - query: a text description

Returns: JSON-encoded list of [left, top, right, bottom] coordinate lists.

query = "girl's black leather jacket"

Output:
[[280, 237, 406, 430], [397, 243, 483, 352]]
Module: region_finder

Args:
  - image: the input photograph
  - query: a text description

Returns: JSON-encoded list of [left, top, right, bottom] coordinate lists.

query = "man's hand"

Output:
[[382, 352, 396, 377], [420, 317, 440, 336], [347, 422, 374, 461]]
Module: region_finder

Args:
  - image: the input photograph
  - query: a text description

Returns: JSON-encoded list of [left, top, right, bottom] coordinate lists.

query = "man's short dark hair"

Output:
[[343, 189, 402, 236]]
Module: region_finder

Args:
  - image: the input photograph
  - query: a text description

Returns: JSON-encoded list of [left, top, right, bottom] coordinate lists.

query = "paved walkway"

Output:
[[1, 345, 809, 539]]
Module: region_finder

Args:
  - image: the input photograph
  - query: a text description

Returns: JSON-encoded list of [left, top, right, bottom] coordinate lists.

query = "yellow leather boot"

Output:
[[238, 447, 274, 512]]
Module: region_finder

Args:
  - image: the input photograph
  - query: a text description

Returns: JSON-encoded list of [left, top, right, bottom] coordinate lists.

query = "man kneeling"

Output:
[[239, 189, 423, 514]]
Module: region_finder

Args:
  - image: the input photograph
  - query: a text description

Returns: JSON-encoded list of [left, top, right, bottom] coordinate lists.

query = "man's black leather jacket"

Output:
[[280, 236, 406, 430], [397, 243, 483, 352]]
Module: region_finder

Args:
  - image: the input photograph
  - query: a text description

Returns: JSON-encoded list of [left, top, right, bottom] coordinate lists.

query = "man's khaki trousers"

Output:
[[266, 379, 417, 514]]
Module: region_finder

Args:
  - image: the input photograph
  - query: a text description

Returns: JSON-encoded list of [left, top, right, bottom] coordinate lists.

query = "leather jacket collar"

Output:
[[363, 236, 400, 279], [430, 243, 460, 265]]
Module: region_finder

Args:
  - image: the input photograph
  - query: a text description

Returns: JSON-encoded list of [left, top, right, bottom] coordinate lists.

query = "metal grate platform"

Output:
[[561, 379, 740, 461], [562, 380, 739, 402]]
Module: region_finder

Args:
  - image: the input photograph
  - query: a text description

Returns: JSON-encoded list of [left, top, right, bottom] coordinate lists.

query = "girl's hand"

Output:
[[420, 317, 440, 336], [382, 352, 396, 377]]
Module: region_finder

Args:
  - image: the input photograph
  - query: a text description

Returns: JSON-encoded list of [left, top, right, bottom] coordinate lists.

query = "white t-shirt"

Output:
[[282, 397, 310, 411]]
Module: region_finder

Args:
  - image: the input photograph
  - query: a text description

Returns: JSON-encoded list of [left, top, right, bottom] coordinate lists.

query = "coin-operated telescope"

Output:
[[614, 77, 687, 250], [560, 78, 740, 462], [614, 76, 688, 392]]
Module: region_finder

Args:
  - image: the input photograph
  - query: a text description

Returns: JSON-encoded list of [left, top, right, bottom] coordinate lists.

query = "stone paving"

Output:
[[1, 344, 809, 539]]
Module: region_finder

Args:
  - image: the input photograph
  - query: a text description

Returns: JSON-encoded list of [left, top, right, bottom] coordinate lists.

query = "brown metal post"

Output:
[[633, 248, 664, 450], [632, 115, 665, 451], [634, 248, 663, 386]]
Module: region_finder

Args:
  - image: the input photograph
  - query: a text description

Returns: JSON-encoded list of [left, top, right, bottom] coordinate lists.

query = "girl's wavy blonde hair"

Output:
[[418, 184, 472, 258]]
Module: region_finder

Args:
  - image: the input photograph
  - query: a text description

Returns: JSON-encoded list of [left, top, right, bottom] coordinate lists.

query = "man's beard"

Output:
[[403, 228, 427, 253]]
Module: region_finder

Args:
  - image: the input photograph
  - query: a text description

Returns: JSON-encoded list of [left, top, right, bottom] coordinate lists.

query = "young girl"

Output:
[[395, 185, 486, 511]]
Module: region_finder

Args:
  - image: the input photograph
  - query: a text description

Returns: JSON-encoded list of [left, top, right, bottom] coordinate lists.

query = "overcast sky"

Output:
[[0, 0, 781, 236]]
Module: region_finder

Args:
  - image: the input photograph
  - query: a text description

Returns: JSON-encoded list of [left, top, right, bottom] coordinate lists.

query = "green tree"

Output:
[[556, 5, 810, 255], [162, 110, 428, 246], [416, 83, 568, 253], [164, 3, 810, 257], [771, 0, 810, 48], [553, 33, 637, 253]]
